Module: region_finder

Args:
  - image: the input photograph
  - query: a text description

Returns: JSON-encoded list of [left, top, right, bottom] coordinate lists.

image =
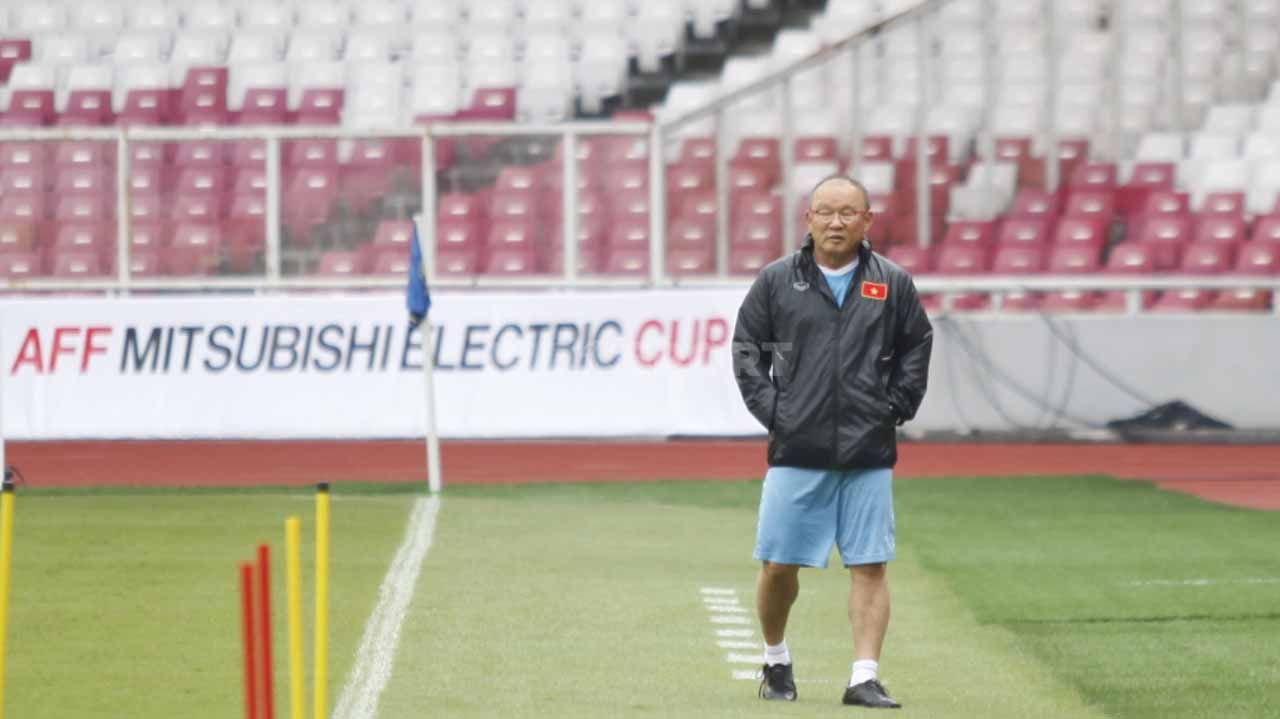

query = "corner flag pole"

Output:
[[412, 215, 442, 494]]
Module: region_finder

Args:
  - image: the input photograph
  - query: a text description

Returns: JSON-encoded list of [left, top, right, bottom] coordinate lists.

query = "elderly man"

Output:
[[732, 175, 933, 708]]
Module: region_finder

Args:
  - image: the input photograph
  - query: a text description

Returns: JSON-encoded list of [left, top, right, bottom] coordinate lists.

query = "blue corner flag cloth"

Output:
[[407, 222, 432, 319]]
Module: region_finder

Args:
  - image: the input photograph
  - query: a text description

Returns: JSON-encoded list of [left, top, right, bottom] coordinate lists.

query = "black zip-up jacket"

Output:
[[732, 237, 933, 469]]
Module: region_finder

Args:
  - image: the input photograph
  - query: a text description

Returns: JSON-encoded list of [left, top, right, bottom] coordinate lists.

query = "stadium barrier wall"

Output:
[[2, 290, 1277, 439]]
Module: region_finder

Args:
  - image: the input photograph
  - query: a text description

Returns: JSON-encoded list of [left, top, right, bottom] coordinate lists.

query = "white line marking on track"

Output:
[[716, 629, 754, 638], [718, 640, 758, 649], [700, 587, 737, 595], [709, 605, 748, 613], [732, 669, 760, 681], [703, 596, 740, 605], [711, 615, 750, 625], [727, 652, 762, 664], [332, 494, 440, 719]]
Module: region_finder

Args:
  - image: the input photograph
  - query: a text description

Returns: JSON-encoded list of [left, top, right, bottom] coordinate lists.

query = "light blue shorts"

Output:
[[753, 466, 896, 568]]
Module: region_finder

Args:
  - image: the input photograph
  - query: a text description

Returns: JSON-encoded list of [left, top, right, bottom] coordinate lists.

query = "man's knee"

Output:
[[760, 561, 801, 580], [849, 562, 887, 580]]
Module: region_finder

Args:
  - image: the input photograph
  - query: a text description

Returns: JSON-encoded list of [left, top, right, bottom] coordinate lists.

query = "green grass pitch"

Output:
[[3, 476, 1277, 718]]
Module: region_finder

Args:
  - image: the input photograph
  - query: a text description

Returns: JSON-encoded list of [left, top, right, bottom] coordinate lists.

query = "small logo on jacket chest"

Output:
[[793, 281, 809, 291], [861, 281, 888, 300]]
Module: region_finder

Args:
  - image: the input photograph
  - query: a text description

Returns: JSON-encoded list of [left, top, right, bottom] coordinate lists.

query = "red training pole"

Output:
[[257, 544, 276, 719], [241, 563, 259, 719]]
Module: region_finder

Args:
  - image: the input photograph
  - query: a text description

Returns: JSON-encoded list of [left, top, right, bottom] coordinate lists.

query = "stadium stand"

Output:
[[0, 0, 1276, 312]]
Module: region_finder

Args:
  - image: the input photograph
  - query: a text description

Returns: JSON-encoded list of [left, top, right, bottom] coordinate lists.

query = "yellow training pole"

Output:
[[0, 481, 15, 719], [313, 484, 330, 719], [285, 517, 304, 719]]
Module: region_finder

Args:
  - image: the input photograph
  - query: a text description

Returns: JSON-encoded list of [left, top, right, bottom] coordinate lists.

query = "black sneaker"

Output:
[[758, 663, 797, 701], [842, 679, 901, 708]]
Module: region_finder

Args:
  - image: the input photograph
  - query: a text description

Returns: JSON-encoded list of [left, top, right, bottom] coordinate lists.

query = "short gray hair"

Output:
[[808, 174, 871, 211]]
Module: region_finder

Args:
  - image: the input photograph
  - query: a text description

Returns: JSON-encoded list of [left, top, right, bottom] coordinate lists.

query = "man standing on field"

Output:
[[732, 175, 933, 708]]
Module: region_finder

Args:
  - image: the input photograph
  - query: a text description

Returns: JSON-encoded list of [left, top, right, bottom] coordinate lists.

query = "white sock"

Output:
[[764, 640, 791, 666], [851, 659, 879, 686]]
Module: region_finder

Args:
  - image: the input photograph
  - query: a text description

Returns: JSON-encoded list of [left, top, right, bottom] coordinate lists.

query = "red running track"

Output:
[[6, 440, 1280, 510]]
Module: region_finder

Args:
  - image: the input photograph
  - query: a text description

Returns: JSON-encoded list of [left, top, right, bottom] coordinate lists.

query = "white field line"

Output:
[[698, 586, 762, 681], [1128, 577, 1280, 587], [333, 494, 441, 719]]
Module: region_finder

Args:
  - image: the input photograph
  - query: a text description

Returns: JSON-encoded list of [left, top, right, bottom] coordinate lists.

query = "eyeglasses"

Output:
[[810, 208, 870, 222]]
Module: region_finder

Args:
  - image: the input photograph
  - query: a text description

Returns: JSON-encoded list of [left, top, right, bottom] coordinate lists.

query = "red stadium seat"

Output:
[[1150, 288, 1216, 312], [436, 218, 483, 255], [859, 135, 894, 161], [0, 221, 37, 253], [160, 237, 218, 276], [1236, 242, 1280, 274], [1063, 190, 1116, 224], [1009, 188, 1061, 220], [0, 194, 45, 224], [285, 139, 338, 170], [54, 166, 112, 198], [296, 89, 344, 125], [1252, 215, 1280, 244], [993, 245, 1045, 274], [483, 247, 539, 275], [1041, 245, 1104, 311], [1052, 217, 1108, 251], [886, 244, 933, 274], [282, 168, 338, 244], [1118, 162, 1175, 215], [457, 87, 517, 121], [677, 137, 716, 169], [240, 89, 290, 125], [1180, 241, 1235, 274], [1067, 162, 1117, 191], [1210, 288, 1272, 311], [1200, 191, 1246, 219], [2, 90, 56, 126], [935, 245, 990, 309], [1193, 216, 1246, 245], [609, 217, 650, 252], [666, 163, 713, 196], [604, 247, 650, 275], [795, 136, 839, 163], [225, 193, 265, 257], [668, 216, 714, 251], [485, 220, 538, 254], [1141, 190, 1191, 217], [50, 248, 106, 278], [613, 188, 653, 223], [0, 251, 42, 279], [1096, 244, 1158, 311], [54, 195, 110, 223], [1048, 244, 1102, 273], [119, 88, 174, 126], [1135, 215, 1191, 270], [943, 220, 995, 248], [314, 250, 365, 276], [373, 220, 415, 248], [432, 246, 482, 276], [172, 193, 223, 223], [54, 141, 113, 170], [53, 222, 113, 257], [0, 142, 47, 169], [667, 246, 715, 275], [996, 217, 1049, 247], [173, 141, 228, 170]]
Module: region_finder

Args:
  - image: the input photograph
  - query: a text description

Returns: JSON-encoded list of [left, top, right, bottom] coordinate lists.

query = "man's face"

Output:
[[805, 181, 873, 257]]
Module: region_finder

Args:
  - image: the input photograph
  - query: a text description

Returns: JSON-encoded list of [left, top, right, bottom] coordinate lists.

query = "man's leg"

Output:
[[841, 561, 901, 708], [848, 562, 889, 662], [757, 561, 800, 701], [757, 561, 800, 645]]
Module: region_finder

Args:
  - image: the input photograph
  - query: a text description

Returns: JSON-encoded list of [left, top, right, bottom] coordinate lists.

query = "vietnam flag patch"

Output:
[[861, 281, 889, 301]]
